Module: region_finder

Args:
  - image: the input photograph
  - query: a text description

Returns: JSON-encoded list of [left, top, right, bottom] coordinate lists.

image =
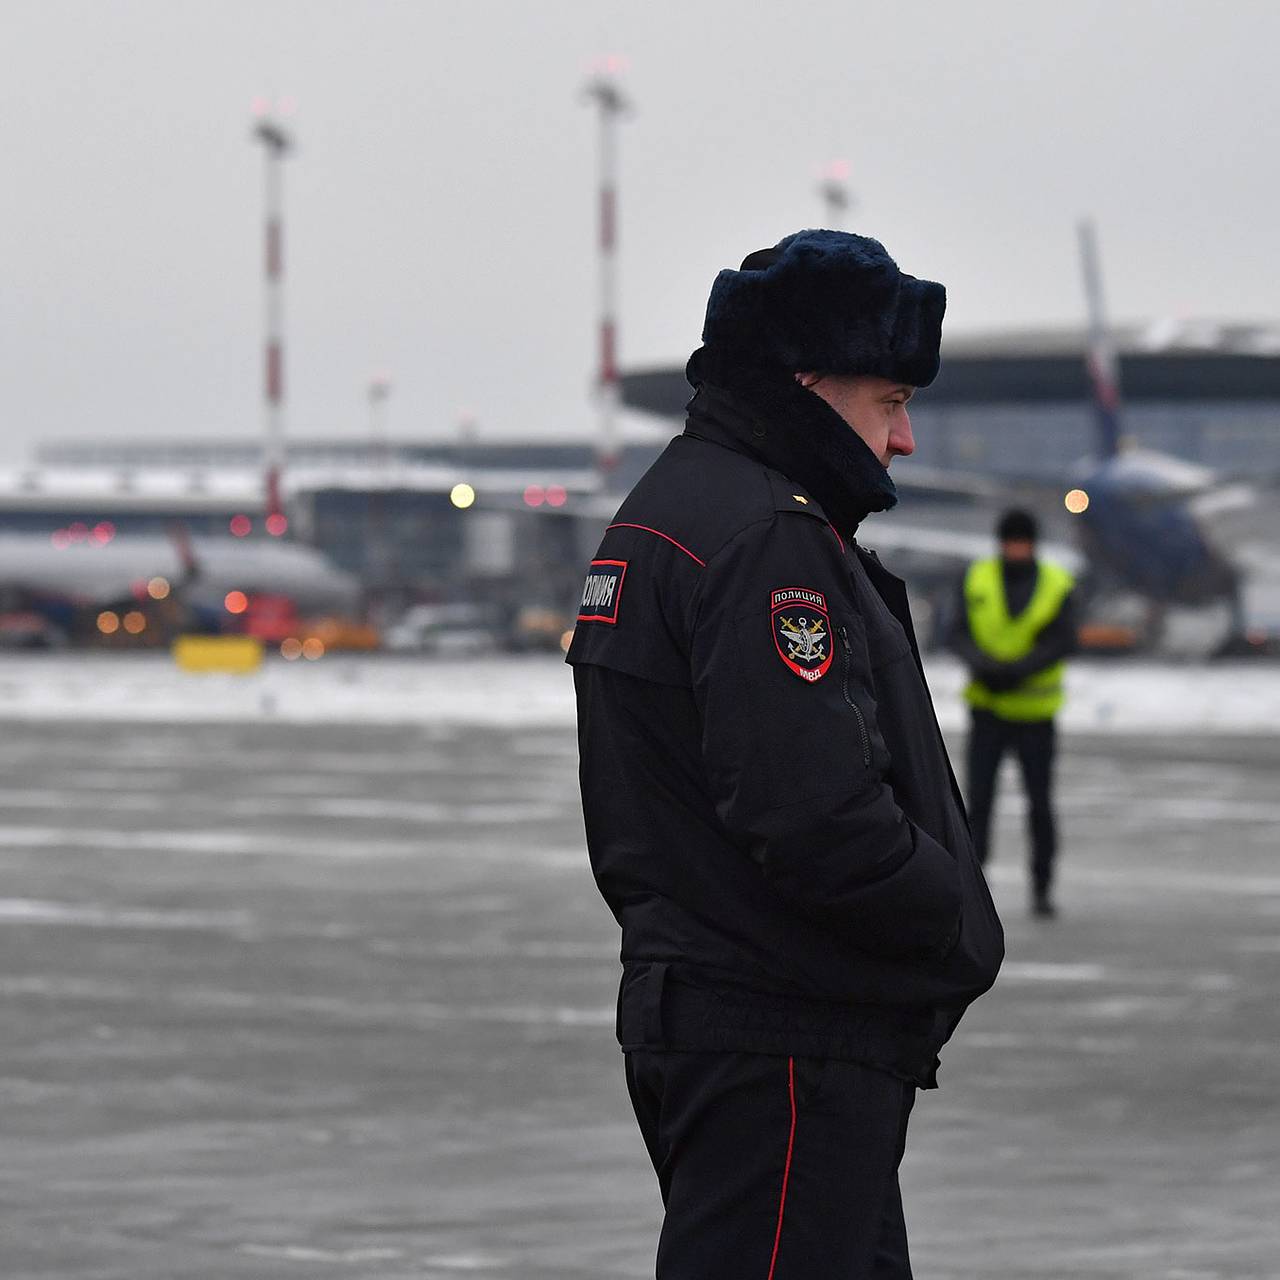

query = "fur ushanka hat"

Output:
[[700, 228, 947, 388]]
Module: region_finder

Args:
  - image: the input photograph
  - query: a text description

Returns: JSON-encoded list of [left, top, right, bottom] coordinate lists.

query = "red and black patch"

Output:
[[770, 587, 833, 683], [578, 559, 627, 624]]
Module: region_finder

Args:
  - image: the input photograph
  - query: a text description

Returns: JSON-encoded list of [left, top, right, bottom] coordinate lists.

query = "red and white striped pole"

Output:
[[252, 106, 293, 536], [584, 63, 629, 483]]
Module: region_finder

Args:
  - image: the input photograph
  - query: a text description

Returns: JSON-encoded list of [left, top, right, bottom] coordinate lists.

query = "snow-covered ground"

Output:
[[0, 651, 1276, 733]]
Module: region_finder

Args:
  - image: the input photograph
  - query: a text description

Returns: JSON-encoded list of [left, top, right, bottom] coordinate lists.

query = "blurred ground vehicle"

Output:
[[0, 608, 66, 649], [509, 605, 572, 652], [239, 593, 379, 652], [383, 603, 502, 655]]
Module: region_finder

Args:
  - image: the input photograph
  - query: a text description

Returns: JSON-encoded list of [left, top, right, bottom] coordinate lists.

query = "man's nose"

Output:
[[890, 411, 915, 457]]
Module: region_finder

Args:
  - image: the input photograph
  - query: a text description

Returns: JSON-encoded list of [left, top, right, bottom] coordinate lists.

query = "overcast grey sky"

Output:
[[2, 0, 1276, 461]]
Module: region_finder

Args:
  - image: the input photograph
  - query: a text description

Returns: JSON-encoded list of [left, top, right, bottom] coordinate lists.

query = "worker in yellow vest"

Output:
[[948, 509, 1077, 917]]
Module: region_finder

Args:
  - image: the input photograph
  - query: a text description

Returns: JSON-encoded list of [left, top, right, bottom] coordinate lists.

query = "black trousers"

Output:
[[965, 708, 1058, 896], [625, 1050, 915, 1279]]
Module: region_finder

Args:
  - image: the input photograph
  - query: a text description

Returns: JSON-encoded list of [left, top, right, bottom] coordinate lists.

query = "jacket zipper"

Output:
[[839, 626, 872, 767]]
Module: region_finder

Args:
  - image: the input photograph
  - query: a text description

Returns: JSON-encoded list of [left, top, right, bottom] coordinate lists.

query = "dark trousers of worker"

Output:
[[625, 1050, 915, 1279], [966, 708, 1057, 898]]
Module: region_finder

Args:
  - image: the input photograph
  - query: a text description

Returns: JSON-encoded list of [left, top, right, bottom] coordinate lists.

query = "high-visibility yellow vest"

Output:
[[963, 557, 1074, 721]]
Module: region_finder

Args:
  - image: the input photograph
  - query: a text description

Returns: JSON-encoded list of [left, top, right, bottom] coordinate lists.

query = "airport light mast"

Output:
[[817, 160, 853, 230], [366, 373, 395, 615], [252, 104, 293, 536], [584, 60, 630, 484]]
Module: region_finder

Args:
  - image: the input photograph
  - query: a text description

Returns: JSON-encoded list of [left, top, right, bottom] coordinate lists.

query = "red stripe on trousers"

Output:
[[767, 1056, 797, 1280]]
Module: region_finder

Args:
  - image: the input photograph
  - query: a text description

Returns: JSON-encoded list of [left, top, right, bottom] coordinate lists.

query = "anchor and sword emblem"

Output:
[[777, 614, 827, 664]]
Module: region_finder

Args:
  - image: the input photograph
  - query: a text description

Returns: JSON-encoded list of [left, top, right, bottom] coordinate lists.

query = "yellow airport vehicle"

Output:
[[172, 635, 265, 673]]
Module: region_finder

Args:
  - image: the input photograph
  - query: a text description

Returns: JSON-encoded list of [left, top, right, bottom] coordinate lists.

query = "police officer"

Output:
[[567, 230, 1004, 1279], [949, 509, 1077, 917]]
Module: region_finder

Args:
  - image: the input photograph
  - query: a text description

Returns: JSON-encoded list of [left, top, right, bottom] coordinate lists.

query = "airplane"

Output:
[[0, 524, 360, 648]]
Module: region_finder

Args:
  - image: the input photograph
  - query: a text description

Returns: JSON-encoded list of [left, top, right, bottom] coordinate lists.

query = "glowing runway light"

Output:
[[524, 484, 546, 507], [92, 521, 115, 544], [230, 514, 252, 537], [301, 637, 325, 661], [546, 484, 568, 508], [224, 590, 249, 615], [97, 611, 120, 635], [280, 637, 303, 660], [147, 577, 170, 600], [450, 483, 476, 510], [123, 611, 147, 635], [1064, 488, 1090, 515], [265, 513, 288, 536]]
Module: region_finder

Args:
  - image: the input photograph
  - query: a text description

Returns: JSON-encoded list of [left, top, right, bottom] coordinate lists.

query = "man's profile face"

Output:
[[795, 373, 916, 467], [1000, 538, 1036, 563]]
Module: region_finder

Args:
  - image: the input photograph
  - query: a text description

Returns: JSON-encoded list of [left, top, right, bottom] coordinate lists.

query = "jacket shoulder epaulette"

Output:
[[762, 468, 830, 527]]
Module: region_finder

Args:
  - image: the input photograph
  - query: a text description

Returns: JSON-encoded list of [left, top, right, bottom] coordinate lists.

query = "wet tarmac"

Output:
[[1, 719, 1277, 1278]]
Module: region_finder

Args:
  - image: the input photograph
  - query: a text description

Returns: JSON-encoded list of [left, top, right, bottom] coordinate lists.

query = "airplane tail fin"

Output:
[[1078, 219, 1122, 460], [166, 520, 200, 587]]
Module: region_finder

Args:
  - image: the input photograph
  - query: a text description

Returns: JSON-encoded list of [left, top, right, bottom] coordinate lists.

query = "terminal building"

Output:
[[620, 321, 1280, 479], [0, 439, 622, 614]]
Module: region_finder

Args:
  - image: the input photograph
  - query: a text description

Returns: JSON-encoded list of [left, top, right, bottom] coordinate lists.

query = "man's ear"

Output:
[[795, 371, 822, 389]]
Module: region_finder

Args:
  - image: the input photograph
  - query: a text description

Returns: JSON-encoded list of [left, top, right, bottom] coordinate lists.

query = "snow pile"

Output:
[[0, 653, 1275, 733], [925, 658, 1280, 735], [0, 653, 575, 727]]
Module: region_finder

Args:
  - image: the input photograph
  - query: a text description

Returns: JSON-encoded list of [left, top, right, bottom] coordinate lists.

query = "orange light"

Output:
[[265, 513, 288, 536], [546, 484, 567, 508], [147, 576, 170, 600], [1064, 488, 1090, 515], [224, 591, 249, 615], [97, 611, 120, 635], [123, 611, 147, 635], [524, 484, 545, 507], [280, 637, 303, 660], [230, 514, 252, 537], [301, 637, 325, 661]]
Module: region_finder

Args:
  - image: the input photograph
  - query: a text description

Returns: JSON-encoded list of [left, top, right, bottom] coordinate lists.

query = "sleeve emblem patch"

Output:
[[578, 559, 627, 624], [771, 587, 833, 682]]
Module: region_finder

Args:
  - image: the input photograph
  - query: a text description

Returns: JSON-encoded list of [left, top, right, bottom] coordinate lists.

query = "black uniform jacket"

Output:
[[568, 384, 1004, 1086]]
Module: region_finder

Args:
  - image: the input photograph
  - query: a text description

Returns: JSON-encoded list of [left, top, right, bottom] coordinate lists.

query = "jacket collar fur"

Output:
[[683, 346, 898, 541]]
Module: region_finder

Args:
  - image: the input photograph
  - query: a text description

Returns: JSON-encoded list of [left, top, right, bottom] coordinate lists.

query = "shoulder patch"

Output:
[[578, 559, 627, 624], [770, 587, 833, 682]]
